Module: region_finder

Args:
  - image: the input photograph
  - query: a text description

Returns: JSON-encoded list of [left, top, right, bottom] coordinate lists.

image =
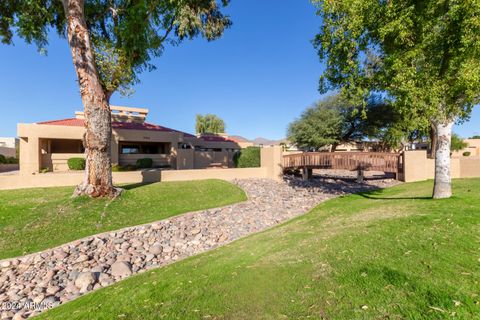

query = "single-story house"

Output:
[[17, 106, 241, 174]]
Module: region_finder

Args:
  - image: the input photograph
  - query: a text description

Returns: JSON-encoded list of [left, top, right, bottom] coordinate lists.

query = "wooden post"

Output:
[[356, 168, 364, 183], [302, 167, 313, 180]]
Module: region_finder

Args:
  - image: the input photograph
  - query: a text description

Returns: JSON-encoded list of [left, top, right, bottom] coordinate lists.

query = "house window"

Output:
[[121, 146, 141, 154], [120, 142, 170, 155]]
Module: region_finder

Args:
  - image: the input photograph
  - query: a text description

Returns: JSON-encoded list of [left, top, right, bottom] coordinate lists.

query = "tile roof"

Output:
[[228, 135, 251, 143], [198, 135, 236, 143], [37, 118, 196, 137]]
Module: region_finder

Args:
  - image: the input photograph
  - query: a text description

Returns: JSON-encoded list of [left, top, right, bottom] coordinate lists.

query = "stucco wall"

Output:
[[0, 146, 284, 190], [401, 151, 478, 182]]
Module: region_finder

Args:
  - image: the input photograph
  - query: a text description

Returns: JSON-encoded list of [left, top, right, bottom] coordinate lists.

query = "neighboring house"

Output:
[[226, 135, 254, 149], [452, 139, 480, 157], [17, 106, 241, 174], [0, 137, 18, 158]]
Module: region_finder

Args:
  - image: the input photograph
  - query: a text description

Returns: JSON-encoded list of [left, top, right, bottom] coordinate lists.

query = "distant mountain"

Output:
[[252, 137, 285, 146]]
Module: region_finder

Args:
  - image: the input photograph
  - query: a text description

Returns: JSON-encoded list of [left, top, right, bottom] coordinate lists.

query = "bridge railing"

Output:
[[283, 152, 401, 173]]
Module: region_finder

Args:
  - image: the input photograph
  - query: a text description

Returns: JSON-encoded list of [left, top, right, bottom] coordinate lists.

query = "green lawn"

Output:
[[38, 179, 480, 320], [0, 180, 246, 259]]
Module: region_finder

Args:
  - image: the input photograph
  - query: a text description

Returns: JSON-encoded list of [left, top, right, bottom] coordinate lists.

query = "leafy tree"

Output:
[[451, 134, 468, 152], [0, 0, 231, 197], [287, 96, 343, 150], [195, 114, 226, 135], [287, 94, 408, 151], [313, 0, 480, 199], [470, 135, 480, 139]]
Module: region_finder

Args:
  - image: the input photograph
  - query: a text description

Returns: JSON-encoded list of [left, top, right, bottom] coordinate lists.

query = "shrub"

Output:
[[136, 158, 153, 169], [233, 147, 261, 168], [67, 157, 86, 170], [6, 157, 18, 164], [0, 154, 5, 164], [463, 151, 471, 157]]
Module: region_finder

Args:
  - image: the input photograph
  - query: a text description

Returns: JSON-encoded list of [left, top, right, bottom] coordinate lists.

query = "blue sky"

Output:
[[0, 0, 478, 140]]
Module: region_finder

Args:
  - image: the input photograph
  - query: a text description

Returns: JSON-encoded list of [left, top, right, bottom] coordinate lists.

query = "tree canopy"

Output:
[[313, 0, 480, 198], [0, 0, 231, 98], [287, 94, 408, 151], [313, 0, 480, 126], [451, 133, 468, 152], [195, 114, 226, 134]]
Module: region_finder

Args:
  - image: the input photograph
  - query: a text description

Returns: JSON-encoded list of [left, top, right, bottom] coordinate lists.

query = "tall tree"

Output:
[[450, 133, 468, 152], [287, 96, 343, 150], [287, 94, 405, 151], [313, 0, 480, 198], [0, 0, 231, 197], [195, 114, 226, 134]]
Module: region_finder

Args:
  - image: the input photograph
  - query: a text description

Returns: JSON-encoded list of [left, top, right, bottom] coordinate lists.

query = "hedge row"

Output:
[[233, 147, 261, 168], [0, 155, 19, 164]]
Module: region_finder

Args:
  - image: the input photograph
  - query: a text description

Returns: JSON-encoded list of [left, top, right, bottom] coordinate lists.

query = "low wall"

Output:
[[41, 153, 85, 172], [402, 151, 480, 182], [0, 146, 283, 190], [0, 168, 269, 190], [161, 167, 267, 182]]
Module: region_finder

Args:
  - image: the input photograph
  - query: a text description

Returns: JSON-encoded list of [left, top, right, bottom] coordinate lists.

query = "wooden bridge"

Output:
[[283, 152, 402, 179]]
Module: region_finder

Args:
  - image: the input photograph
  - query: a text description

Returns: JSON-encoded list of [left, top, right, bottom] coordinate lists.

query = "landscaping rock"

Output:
[[149, 243, 163, 255], [74, 272, 96, 292], [110, 261, 132, 278], [0, 177, 399, 318]]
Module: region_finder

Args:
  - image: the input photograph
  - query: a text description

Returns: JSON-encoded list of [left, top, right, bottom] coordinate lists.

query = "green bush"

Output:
[[0, 155, 19, 164], [136, 158, 153, 169], [233, 147, 261, 168], [67, 157, 86, 170], [463, 151, 471, 157], [6, 157, 18, 164]]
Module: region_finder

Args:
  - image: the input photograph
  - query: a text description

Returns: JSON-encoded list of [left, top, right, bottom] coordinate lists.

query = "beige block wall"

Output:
[[1, 146, 285, 190], [42, 153, 86, 172], [161, 167, 268, 182], [402, 151, 478, 182], [261, 146, 283, 181], [176, 149, 194, 170], [459, 157, 480, 178], [451, 139, 480, 157]]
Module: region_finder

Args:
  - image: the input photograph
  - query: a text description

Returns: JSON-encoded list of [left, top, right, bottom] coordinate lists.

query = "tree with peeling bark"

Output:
[[313, 0, 480, 199], [0, 0, 231, 197]]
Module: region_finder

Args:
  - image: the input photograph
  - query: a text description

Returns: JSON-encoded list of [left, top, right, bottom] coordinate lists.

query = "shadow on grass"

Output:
[[122, 182, 156, 190], [358, 193, 432, 200], [356, 188, 432, 200]]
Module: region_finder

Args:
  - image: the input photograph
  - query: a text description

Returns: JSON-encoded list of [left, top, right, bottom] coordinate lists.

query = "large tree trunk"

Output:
[[432, 120, 453, 199], [331, 143, 338, 152], [63, 0, 120, 198]]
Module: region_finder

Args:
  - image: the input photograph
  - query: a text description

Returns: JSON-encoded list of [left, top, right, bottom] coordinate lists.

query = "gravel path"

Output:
[[0, 177, 399, 319]]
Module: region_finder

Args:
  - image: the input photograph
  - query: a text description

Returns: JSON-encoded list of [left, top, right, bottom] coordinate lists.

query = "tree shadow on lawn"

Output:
[[284, 175, 382, 196], [357, 189, 432, 201], [121, 182, 156, 190]]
